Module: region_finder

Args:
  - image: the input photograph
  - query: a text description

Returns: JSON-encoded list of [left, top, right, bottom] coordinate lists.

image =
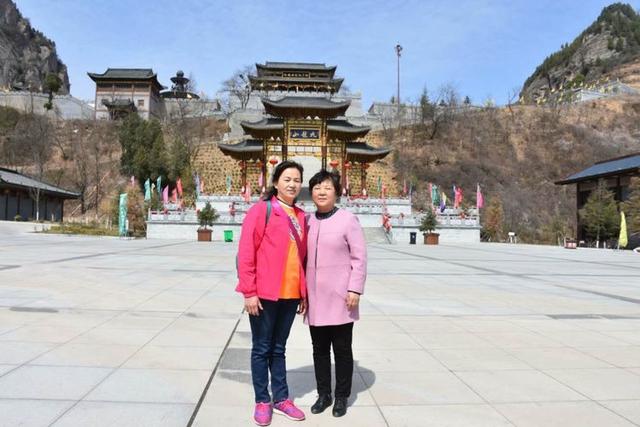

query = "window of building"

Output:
[[138, 99, 145, 107]]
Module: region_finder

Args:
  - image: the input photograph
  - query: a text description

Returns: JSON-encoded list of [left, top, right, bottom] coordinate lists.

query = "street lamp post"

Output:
[[395, 43, 403, 120]]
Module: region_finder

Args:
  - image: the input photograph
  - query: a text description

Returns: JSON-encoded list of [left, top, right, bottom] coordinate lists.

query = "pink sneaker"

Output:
[[254, 402, 273, 426], [273, 399, 305, 421]]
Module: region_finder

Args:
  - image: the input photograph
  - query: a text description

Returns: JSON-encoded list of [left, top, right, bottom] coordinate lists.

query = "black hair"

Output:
[[309, 169, 342, 196], [262, 160, 304, 201]]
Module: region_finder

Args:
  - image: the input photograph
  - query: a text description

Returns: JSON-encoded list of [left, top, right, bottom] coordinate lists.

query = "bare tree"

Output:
[[7, 112, 54, 220], [220, 65, 254, 114]]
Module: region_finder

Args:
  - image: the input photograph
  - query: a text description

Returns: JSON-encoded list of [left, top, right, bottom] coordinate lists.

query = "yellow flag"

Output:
[[619, 211, 628, 248]]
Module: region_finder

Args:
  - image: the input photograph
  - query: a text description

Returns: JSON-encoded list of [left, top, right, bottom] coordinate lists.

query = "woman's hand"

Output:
[[244, 296, 263, 316], [346, 292, 360, 310], [297, 299, 307, 315]]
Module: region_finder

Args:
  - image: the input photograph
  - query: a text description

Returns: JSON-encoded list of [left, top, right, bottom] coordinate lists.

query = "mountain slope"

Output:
[[521, 3, 640, 102], [0, 0, 69, 93]]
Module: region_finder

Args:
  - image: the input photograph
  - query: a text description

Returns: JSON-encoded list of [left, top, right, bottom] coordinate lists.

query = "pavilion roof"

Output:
[[345, 143, 392, 162], [88, 68, 165, 90], [0, 167, 80, 199], [555, 153, 640, 185], [262, 96, 350, 118], [217, 140, 264, 161], [257, 62, 336, 73], [327, 119, 371, 139]]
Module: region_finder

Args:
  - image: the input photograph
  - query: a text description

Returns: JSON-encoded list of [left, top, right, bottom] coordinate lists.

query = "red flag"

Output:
[[171, 188, 177, 203], [176, 178, 183, 197], [476, 184, 484, 209], [454, 187, 463, 209]]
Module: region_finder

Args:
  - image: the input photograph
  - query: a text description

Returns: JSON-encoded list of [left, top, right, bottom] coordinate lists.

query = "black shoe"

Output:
[[332, 397, 348, 417], [311, 394, 332, 414]]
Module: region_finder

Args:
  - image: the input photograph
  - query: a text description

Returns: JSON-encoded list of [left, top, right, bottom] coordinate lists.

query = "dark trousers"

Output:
[[309, 322, 354, 398], [249, 298, 299, 403]]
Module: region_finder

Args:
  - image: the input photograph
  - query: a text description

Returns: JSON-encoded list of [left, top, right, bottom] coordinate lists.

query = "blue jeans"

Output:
[[249, 298, 299, 403]]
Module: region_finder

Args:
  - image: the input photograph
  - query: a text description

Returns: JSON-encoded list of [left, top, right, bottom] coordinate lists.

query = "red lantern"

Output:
[[329, 159, 339, 168], [269, 157, 278, 166]]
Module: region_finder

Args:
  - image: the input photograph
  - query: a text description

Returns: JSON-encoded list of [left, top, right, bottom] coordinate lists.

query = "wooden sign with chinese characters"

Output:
[[289, 128, 320, 140]]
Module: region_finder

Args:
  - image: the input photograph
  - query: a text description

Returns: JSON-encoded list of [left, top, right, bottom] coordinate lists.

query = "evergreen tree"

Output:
[[43, 74, 62, 110], [579, 181, 619, 245], [622, 176, 640, 234], [119, 114, 168, 184], [482, 196, 504, 241]]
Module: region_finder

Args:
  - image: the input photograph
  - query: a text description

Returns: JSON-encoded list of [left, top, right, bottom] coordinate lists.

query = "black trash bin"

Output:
[[409, 232, 417, 245]]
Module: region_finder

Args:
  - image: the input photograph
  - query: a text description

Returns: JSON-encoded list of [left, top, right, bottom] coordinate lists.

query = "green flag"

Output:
[[144, 179, 151, 201], [156, 176, 162, 196], [119, 193, 128, 236], [619, 211, 628, 248]]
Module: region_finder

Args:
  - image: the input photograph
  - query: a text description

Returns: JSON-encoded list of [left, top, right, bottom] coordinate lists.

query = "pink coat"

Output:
[[236, 197, 307, 301], [304, 209, 367, 326]]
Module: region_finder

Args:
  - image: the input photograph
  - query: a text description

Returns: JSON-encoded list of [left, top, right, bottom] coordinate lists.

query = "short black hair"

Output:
[[263, 160, 304, 201], [309, 169, 342, 195]]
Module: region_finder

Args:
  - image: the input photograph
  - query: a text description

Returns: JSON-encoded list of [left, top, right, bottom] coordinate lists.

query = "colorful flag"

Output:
[[156, 176, 162, 196], [431, 184, 440, 206], [162, 186, 169, 204], [243, 184, 251, 202], [194, 174, 200, 198], [476, 183, 484, 209], [346, 172, 350, 191], [118, 193, 128, 236], [199, 177, 205, 194], [619, 211, 628, 248], [176, 178, 183, 197], [454, 186, 463, 209], [171, 188, 177, 203], [225, 175, 232, 195], [440, 193, 447, 213], [403, 179, 407, 195], [144, 179, 151, 201], [130, 176, 135, 187], [258, 172, 264, 188]]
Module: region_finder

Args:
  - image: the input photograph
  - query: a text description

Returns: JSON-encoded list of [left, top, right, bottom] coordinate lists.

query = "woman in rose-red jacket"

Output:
[[304, 170, 367, 418], [236, 160, 307, 426]]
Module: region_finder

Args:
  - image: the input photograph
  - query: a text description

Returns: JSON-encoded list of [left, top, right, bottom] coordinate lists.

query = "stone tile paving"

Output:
[[1, 221, 639, 426]]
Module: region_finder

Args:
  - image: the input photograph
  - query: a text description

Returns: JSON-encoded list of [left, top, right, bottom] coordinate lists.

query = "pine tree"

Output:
[[622, 176, 640, 234], [579, 181, 619, 246], [482, 196, 504, 242]]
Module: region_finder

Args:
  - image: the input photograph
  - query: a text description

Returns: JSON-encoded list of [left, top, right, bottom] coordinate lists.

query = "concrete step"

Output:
[[363, 226, 394, 244]]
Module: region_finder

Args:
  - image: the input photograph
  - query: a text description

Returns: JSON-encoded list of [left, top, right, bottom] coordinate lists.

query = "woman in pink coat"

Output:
[[305, 170, 367, 418], [237, 160, 307, 426]]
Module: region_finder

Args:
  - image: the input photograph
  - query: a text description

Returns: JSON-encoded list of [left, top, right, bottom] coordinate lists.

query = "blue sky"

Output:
[[15, 0, 638, 106]]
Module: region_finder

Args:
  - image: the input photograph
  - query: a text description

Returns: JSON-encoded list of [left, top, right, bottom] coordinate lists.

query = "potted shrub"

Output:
[[419, 209, 440, 245], [197, 202, 219, 242]]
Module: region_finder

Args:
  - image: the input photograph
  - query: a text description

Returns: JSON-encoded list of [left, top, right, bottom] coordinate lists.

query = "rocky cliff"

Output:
[[0, 0, 69, 93], [521, 3, 640, 102]]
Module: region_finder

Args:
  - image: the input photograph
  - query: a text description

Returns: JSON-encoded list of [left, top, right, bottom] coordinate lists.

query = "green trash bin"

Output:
[[223, 230, 233, 242]]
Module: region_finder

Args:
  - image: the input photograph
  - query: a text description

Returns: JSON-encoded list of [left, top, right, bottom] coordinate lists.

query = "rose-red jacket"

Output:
[[236, 197, 307, 301]]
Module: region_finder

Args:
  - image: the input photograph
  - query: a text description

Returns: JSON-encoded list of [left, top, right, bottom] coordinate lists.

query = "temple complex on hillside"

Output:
[[217, 62, 391, 196], [88, 69, 165, 120]]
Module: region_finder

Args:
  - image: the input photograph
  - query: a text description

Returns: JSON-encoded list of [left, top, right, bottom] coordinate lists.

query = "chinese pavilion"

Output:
[[217, 62, 391, 195], [88, 68, 165, 120]]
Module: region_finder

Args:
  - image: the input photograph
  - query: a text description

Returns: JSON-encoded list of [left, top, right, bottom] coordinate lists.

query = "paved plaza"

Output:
[[1, 221, 640, 426]]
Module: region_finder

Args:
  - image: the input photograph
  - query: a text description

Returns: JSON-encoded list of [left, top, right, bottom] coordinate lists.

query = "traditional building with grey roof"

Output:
[[0, 167, 80, 222]]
